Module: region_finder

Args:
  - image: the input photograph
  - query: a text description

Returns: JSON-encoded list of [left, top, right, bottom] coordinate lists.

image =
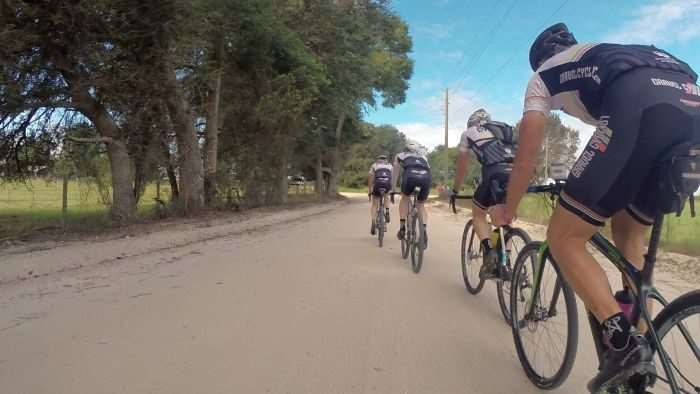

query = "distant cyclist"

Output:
[[368, 154, 393, 234], [489, 22, 700, 391], [394, 142, 432, 246], [450, 108, 516, 278]]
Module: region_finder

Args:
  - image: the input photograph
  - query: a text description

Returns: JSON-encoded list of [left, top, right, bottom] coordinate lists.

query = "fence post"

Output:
[[62, 175, 69, 232]]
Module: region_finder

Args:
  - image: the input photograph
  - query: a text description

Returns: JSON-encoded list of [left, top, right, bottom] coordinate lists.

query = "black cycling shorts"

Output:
[[401, 168, 431, 201], [473, 164, 512, 210], [372, 178, 391, 196], [562, 67, 700, 226]]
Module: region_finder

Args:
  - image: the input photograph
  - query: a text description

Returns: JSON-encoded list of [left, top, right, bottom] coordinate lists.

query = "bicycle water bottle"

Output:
[[490, 229, 500, 250], [614, 287, 634, 322]]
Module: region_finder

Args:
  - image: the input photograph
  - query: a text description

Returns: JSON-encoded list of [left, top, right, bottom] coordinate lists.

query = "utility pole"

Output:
[[444, 88, 449, 187]]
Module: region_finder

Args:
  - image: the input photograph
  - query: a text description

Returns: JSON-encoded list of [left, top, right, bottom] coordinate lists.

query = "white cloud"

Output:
[[605, 0, 700, 44], [436, 50, 464, 60], [414, 23, 454, 39], [412, 79, 442, 91]]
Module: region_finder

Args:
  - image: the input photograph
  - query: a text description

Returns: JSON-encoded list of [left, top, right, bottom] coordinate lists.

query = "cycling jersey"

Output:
[[369, 161, 393, 196], [458, 125, 515, 166], [524, 43, 697, 123], [523, 43, 700, 226]]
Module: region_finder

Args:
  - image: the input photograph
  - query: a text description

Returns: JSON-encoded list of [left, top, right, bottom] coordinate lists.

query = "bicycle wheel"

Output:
[[377, 206, 385, 248], [411, 212, 424, 273], [496, 227, 531, 324], [645, 289, 700, 394], [510, 242, 578, 390], [461, 219, 485, 294]]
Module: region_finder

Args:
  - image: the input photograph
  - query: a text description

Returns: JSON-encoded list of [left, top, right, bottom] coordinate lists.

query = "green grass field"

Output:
[[0, 179, 171, 239], [516, 194, 700, 255]]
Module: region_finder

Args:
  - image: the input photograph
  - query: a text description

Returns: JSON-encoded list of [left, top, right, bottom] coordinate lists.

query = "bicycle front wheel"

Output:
[[377, 209, 385, 248], [647, 289, 700, 394], [496, 227, 530, 324], [510, 242, 578, 390], [411, 213, 424, 273], [461, 220, 485, 294]]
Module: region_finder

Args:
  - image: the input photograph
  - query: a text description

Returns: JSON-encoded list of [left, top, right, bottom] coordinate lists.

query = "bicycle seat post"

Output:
[[641, 211, 666, 283]]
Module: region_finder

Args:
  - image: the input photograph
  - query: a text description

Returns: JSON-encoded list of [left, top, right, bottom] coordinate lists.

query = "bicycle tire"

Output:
[[646, 289, 700, 394], [411, 212, 424, 273], [401, 214, 410, 259], [510, 242, 579, 390], [496, 227, 531, 324], [377, 207, 385, 248], [461, 220, 485, 294]]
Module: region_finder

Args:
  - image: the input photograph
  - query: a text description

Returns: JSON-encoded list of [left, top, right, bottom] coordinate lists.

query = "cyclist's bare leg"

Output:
[[611, 210, 646, 270], [416, 201, 427, 224], [547, 205, 620, 322], [471, 202, 491, 241], [370, 196, 379, 221], [399, 194, 409, 220], [611, 210, 652, 331]]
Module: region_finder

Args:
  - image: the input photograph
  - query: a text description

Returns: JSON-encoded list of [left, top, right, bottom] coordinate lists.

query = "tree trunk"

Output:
[[316, 151, 324, 201], [278, 136, 289, 204], [162, 59, 204, 214], [328, 112, 346, 196], [204, 43, 223, 206], [70, 83, 136, 223]]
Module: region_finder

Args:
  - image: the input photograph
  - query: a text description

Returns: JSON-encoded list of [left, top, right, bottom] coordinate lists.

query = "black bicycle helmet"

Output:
[[529, 23, 578, 71]]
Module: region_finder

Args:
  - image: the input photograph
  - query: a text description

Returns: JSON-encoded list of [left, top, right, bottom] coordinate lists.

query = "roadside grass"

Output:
[[454, 194, 700, 256], [0, 180, 169, 239]]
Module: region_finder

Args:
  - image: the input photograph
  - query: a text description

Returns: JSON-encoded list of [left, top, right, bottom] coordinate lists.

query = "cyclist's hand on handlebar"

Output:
[[489, 204, 515, 226]]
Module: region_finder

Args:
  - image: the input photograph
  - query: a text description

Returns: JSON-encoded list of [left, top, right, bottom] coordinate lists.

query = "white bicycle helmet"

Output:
[[405, 142, 419, 152], [467, 108, 491, 128]]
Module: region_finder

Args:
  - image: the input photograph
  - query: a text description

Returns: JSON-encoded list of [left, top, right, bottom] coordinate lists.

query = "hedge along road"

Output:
[[0, 194, 696, 394]]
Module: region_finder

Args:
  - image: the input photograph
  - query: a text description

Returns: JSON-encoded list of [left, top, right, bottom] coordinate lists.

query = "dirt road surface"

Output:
[[0, 195, 696, 394]]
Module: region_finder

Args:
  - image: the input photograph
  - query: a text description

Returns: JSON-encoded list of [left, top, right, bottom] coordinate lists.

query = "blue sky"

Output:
[[366, 0, 700, 151]]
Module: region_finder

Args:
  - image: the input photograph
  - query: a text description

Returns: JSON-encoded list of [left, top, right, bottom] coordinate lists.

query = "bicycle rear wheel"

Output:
[[510, 242, 578, 390], [496, 227, 530, 324], [644, 289, 700, 394], [401, 216, 410, 259], [461, 220, 485, 294], [411, 212, 424, 273]]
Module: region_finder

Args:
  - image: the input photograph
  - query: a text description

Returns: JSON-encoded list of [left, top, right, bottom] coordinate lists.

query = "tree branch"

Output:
[[65, 135, 113, 144]]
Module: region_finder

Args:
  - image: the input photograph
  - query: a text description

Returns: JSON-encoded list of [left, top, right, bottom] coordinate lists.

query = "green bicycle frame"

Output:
[[523, 225, 700, 393]]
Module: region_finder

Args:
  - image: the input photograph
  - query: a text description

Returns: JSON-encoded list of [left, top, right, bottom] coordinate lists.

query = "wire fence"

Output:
[[0, 177, 318, 238]]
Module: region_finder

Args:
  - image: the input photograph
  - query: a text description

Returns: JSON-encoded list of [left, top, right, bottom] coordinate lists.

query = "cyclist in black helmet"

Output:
[[489, 22, 700, 392]]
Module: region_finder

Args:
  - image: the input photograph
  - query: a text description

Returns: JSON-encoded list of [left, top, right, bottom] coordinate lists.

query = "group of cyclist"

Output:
[[367, 22, 700, 392]]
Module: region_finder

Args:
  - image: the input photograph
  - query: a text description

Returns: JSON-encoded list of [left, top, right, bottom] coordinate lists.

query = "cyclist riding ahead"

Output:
[[489, 23, 700, 392], [450, 108, 516, 278], [394, 142, 432, 247], [368, 154, 393, 235]]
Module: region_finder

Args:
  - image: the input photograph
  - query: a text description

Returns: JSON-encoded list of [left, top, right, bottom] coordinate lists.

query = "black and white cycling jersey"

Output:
[[458, 125, 515, 166], [393, 151, 430, 171], [523, 43, 698, 122]]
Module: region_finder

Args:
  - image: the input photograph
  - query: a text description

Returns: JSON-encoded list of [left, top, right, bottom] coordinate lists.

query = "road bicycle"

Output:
[[397, 188, 427, 273], [510, 167, 700, 393], [370, 189, 390, 247], [451, 186, 530, 324]]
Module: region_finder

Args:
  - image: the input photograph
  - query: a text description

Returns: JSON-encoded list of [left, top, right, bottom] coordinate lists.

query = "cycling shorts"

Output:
[[372, 178, 392, 197], [401, 168, 432, 202], [473, 164, 512, 210], [562, 67, 700, 226]]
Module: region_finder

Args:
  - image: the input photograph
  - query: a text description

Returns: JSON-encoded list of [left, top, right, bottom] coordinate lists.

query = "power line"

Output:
[[450, 0, 519, 95], [450, 0, 572, 117]]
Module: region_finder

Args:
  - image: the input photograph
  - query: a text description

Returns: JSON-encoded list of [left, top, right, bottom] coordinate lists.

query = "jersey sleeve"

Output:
[[523, 73, 553, 114], [368, 164, 375, 176]]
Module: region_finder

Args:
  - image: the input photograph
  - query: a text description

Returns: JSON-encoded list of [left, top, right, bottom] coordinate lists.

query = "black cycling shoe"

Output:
[[587, 331, 655, 393], [397, 226, 405, 240], [370, 221, 376, 235], [479, 250, 499, 280]]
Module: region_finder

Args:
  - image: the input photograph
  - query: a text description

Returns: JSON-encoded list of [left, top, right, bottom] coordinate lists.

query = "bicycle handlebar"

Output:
[[527, 182, 565, 195], [450, 194, 473, 214]]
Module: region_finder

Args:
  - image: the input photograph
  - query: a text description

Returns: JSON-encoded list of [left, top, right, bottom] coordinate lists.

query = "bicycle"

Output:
[[370, 189, 389, 247], [509, 168, 700, 393], [451, 186, 531, 324], [396, 188, 427, 273]]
